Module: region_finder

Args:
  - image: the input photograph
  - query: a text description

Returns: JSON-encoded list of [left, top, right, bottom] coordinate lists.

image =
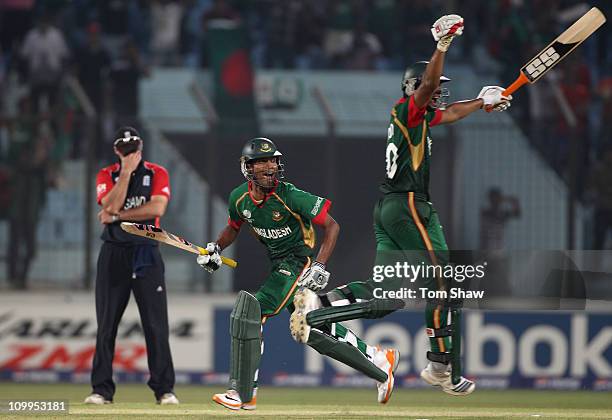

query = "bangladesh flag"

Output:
[[206, 22, 259, 136]]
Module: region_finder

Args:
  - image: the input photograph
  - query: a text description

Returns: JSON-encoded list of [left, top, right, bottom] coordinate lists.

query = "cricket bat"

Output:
[[488, 7, 606, 110], [120, 222, 238, 268]]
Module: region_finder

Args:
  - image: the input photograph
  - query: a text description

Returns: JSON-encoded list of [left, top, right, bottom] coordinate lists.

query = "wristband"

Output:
[[313, 260, 326, 270], [436, 36, 454, 52], [111, 214, 120, 223]]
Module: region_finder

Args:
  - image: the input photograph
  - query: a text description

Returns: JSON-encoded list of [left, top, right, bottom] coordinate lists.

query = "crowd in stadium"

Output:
[[0, 0, 610, 251]]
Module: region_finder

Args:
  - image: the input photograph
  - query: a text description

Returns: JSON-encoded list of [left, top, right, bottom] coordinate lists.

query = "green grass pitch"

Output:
[[0, 383, 611, 419]]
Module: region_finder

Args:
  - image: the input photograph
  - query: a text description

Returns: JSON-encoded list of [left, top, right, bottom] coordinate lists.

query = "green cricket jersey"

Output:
[[380, 95, 443, 199], [227, 181, 331, 260]]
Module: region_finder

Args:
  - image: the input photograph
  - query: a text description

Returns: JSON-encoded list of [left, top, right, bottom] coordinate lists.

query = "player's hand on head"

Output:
[[431, 14, 463, 51], [477, 86, 512, 112], [197, 242, 222, 273], [297, 261, 330, 291], [120, 150, 142, 174]]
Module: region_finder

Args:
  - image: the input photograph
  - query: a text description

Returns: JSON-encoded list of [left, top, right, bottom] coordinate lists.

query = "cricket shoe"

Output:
[[241, 388, 257, 410], [212, 388, 257, 410], [420, 362, 475, 396], [212, 389, 242, 411], [290, 288, 321, 343], [84, 393, 111, 405], [374, 347, 400, 404], [157, 393, 179, 405]]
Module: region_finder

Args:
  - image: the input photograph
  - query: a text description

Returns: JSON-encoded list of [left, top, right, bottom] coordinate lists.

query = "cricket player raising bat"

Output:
[[199, 138, 402, 410], [289, 14, 513, 396]]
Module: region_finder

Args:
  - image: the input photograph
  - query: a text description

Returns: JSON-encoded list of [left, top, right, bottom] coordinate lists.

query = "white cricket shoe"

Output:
[[374, 347, 400, 404], [157, 393, 179, 405], [212, 389, 242, 411], [84, 393, 111, 405], [420, 362, 475, 396], [290, 288, 321, 343], [241, 387, 257, 410]]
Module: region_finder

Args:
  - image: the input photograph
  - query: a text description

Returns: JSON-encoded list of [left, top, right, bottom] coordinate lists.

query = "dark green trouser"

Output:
[[244, 255, 386, 388], [325, 193, 461, 378]]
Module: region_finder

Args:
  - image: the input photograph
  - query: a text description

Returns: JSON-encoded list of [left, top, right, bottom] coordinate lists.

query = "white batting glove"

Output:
[[477, 86, 513, 111], [431, 14, 464, 52], [297, 261, 330, 291], [196, 242, 222, 273]]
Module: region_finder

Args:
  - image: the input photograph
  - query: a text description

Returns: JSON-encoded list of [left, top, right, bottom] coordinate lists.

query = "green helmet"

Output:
[[240, 137, 284, 184], [401, 61, 451, 108]]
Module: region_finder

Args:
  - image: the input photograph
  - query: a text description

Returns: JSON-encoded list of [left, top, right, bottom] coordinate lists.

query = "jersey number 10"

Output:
[[386, 124, 398, 179]]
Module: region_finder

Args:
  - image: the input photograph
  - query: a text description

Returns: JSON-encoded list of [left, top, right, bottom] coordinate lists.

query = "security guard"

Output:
[[85, 127, 178, 405]]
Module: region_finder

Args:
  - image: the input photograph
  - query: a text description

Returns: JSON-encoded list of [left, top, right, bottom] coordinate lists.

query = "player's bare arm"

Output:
[[216, 224, 240, 251], [413, 50, 446, 109], [413, 15, 464, 109], [438, 99, 484, 124], [296, 214, 338, 292], [313, 214, 339, 265], [101, 150, 141, 214]]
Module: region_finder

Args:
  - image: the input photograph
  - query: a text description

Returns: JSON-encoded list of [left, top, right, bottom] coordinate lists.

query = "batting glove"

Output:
[[297, 261, 330, 291], [197, 242, 222, 273], [431, 14, 464, 52], [477, 86, 513, 111]]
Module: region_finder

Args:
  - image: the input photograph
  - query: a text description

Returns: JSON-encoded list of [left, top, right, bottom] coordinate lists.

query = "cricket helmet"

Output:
[[113, 126, 143, 156], [240, 137, 285, 184], [401, 61, 451, 109]]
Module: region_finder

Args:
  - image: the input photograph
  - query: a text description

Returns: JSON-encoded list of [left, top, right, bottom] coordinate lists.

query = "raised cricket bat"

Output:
[[489, 7, 605, 109], [120, 222, 238, 268]]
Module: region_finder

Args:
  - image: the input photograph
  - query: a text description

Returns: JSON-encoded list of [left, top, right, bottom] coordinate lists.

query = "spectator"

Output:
[[397, 0, 436, 65], [294, 1, 326, 69], [559, 56, 592, 178], [0, 0, 35, 54], [109, 39, 149, 129], [20, 14, 70, 112], [0, 46, 5, 108], [527, 77, 560, 166], [366, 0, 398, 66], [178, 0, 204, 66], [6, 97, 54, 289], [597, 75, 612, 153], [479, 187, 521, 251], [201, 0, 241, 28], [98, 0, 131, 57], [478, 187, 521, 302], [150, 0, 184, 66], [75, 22, 110, 113], [323, 0, 358, 68], [342, 23, 383, 70], [264, 0, 300, 69], [588, 148, 612, 249], [200, 0, 241, 68]]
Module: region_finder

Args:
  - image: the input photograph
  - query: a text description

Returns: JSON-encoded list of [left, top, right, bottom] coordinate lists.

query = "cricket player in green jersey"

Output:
[[198, 138, 401, 411], [290, 14, 513, 396]]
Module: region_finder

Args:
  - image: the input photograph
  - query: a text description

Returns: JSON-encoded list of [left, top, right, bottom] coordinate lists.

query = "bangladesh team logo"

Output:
[[243, 209, 252, 218], [272, 210, 282, 221]]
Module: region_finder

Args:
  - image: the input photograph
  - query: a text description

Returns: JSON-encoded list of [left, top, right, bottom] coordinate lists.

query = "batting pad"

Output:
[[229, 291, 262, 403]]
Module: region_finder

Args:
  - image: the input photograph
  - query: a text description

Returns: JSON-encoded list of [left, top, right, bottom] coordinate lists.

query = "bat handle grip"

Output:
[[503, 72, 529, 96], [485, 72, 529, 113], [198, 247, 238, 268], [221, 255, 238, 268]]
